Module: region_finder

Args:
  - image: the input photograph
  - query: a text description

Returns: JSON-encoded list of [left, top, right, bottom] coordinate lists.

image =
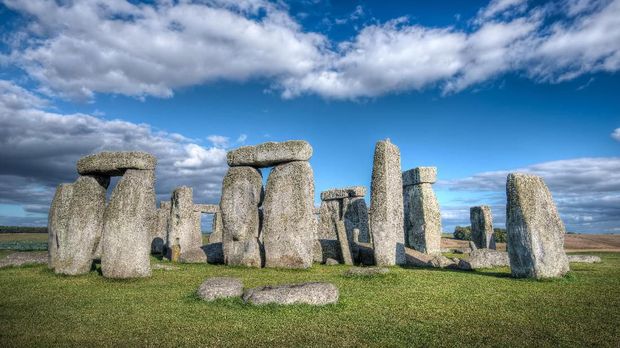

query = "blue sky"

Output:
[[0, 0, 619, 233]]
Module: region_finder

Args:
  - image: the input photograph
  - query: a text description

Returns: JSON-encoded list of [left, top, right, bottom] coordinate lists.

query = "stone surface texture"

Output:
[[193, 204, 218, 214], [470, 206, 496, 249], [197, 277, 244, 301], [220, 166, 263, 267], [320, 186, 366, 201], [152, 201, 170, 254], [370, 140, 405, 266], [262, 161, 315, 269], [55, 175, 109, 275], [567, 255, 602, 263], [457, 249, 509, 270], [403, 177, 441, 255], [167, 186, 206, 263], [77, 151, 156, 176], [227, 140, 312, 168], [402, 166, 437, 186], [344, 197, 371, 243], [506, 173, 570, 279], [47, 183, 74, 269], [101, 169, 155, 278], [243, 282, 339, 305], [336, 220, 353, 265]]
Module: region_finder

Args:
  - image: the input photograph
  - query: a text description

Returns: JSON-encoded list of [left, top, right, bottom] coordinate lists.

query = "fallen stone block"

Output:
[[197, 277, 244, 301], [243, 282, 339, 305]]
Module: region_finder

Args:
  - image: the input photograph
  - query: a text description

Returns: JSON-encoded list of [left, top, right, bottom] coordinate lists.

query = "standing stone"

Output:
[[403, 167, 441, 255], [47, 183, 74, 269], [506, 173, 569, 279], [370, 140, 405, 266], [101, 169, 155, 278], [152, 201, 170, 254], [167, 186, 206, 263], [344, 197, 370, 243], [470, 205, 496, 249], [263, 161, 315, 269], [317, 199, 340, 240], [55, 175, 109, 275], [220, 166, 263, 267], [335, 220, 353, 265], [209, 211, 223, 243]]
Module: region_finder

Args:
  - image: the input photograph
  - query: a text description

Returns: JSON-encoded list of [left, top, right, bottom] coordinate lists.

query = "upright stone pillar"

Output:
[[101, 169, 155, 278], [403, 167, 441, 255], [470, 205, 496, 249], [209, 211, 223, 243], [152, 201, 170, 254], [55, 175, 109, 275], [370, 139, 405, 266], [220, 166, 263, 267], [506, 173, 569, 279], [263, 161, 315, 269], [47, 183, 74, 269], [167, 186, 206, 263]]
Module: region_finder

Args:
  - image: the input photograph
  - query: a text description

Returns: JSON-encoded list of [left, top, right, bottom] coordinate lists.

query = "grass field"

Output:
[[1, 251, 619, 347]]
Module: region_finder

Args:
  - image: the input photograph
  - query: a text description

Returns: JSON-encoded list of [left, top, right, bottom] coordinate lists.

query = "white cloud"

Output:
[[0, 80, 229, 223], [3, 0, 620, 100], [438, 157, 620, 233], [237, 134, 248, 144], [612, 128, 620, 141], [207, 135, 230, 148]]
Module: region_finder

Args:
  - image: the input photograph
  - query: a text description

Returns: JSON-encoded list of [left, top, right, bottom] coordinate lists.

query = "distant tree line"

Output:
[[453, 226, 507, 243], [0, 226, 47, 234]]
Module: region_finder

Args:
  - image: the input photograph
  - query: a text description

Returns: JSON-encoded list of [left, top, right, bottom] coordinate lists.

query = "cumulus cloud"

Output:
[[613, 128, 620, 141], [0, 80, 229, 225], [2, 0, 620, 99], [437, 157, 620, 233]]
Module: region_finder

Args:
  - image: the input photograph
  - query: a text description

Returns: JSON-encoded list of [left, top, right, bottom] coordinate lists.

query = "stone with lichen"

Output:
[[227, 140, 312, 168]]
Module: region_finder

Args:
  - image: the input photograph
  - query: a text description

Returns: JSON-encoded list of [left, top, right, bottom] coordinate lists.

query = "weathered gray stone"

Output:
[[405, 248, 457, 269], [344, 197, 370, 243], [320, 186, 366, 201], [197, 277, 244, 301], [344, 267, 389, 276], [370, 139, 405, 266], [506, 173, 570, 279], [209, 211, 223, 244], [403, 173, 441, 255], [336, 220, 353, 265], [402, 166, 437, 186], [243, 282, 339, 305], [317, 199, 340, 240], [567, 255, 602, 263], [152, 201, 170, 254], [356, 242, 375, 266], [193, 204, 218, 214], [227, 140, 312, 168], [77, 151, 156, 176], [0, 252, 48, 268], [457, 249, 509, 270], [313, 239, 341, 264], [167, 186, 206, 263], [47, 183, 74, 269], [221, 167, 263, 267], [55, 175, 109, 275], [325, 258, 339, 265], [152, 264, 179, 271], [470, 205, 496, 249], [101, 169, 155, 278], [263, 161, 315, 269], [203, 243, 224, 264]]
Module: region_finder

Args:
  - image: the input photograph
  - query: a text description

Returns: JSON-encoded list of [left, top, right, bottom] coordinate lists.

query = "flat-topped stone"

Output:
[[243, 282, 339, 306], [320, 186, 366, 201], [227, 140, 312, 168], [402, 167, 437, 186], [193, 204, 219, 214], [77, 151, 156, 176]]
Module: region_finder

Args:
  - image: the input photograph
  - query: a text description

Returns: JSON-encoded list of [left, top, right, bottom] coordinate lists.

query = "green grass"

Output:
[[1, 252, 619, 347]]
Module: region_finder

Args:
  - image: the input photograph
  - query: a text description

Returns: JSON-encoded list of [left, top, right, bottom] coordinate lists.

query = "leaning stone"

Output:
[[344, 267, 389, 276], [243, 282, 339, 306], [220, 167, 263, 267], [402, 166, 437, 186], [405, 247, 435, 267], [77, 151, 156, 176], [47, 183, 74, 269], [470, 206, 496, 249], [320, 186, 366, 201], [506, 173, 570, 279], [263, 161, 315, 269], [197, 277, 244, 301], [193, 204, 218, 214], [336, 220, 353, 265], [403, 180, 441, 255], [101, 169, 155, 278], [167, 187, 206, 263], [0, 252, 47, 268], [227, 140, 313, 168], [567, 255, 602, 263], [370, 139, 405, 266], [55, 175, 109, 276]]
